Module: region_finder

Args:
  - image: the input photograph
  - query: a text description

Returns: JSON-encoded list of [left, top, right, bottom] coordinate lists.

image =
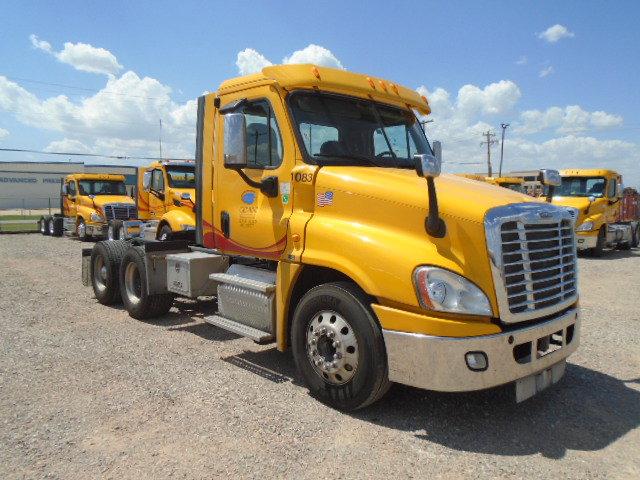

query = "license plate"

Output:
[[515, 360, 566, 403]]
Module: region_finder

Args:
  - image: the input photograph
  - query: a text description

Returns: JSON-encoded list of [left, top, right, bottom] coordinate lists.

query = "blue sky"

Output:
[[1, 0, 639, 186]]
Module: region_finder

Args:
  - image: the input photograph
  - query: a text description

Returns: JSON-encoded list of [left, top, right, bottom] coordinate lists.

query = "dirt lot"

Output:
[[0, 234, 638, 479]]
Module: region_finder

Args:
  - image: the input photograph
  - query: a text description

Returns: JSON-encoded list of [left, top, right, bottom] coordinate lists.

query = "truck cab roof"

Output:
[[217, 64, 431, 115], [65, 173, 126, 182], [559, 169, 619, 178]]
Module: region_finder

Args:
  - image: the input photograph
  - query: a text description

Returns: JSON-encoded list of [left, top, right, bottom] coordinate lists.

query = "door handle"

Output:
[[221, 211, 230, 238]]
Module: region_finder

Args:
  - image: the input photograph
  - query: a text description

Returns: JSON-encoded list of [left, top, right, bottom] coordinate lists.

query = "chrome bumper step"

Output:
[[204, 314, 274, 344]]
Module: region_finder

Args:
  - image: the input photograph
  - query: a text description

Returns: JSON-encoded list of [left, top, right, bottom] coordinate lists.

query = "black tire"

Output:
[[51, 217, 63, 237], [107, 220, 123, 241], [157, 224, 172, 241], [119, 245, 174, 320], [91, 240, 129, 305], [632, 226, 639, 249], [591, 227, 606, 257], [291, 281, 390, 411], [40, 217, 50, 236]]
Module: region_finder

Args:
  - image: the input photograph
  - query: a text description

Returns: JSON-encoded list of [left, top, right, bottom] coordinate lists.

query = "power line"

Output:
[[0, 147, 193, 162]]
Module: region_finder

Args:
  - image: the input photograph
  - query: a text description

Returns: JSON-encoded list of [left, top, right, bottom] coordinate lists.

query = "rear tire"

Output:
[[632, 225, 639, 248], [119, 246, 174, 320], [40, 217, 50, 236], [51, 217, 63, 237], [291, 282, 390, 411], [91, 240, 129, 305]]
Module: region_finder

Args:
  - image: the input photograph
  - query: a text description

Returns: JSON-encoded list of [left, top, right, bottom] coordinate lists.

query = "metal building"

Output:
[[0, 161, 138, 210]]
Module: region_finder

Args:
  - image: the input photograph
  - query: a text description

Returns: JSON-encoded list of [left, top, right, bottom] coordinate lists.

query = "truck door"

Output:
[[214, 94, 294, 259], [605, 176, 620, 223], [137, 168, 152, 220], [148, 169, 167, 219], [65, 179, 78, 217]]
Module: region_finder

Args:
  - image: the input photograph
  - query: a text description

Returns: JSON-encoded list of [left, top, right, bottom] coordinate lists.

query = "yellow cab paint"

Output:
[[199, 64, 557, 351]]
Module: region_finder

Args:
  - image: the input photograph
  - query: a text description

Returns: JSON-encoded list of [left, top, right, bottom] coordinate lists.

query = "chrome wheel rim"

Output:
[[40, 220, 45, 233], [77, 221, 85, 238], [119, 226, 126, 239], [107, 225, 115, 240], [124, 261, 142, 305], [306, 310, 359, 385], [48, 221, 55, 235], [93, 255, 107, 293]]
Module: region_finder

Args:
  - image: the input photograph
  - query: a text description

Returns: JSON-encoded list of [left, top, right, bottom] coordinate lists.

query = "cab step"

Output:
[[204, 314, 274, 344], [209, 272, 276, 293]]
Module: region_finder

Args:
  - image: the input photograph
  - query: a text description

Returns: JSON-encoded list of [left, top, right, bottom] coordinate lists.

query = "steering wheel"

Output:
[[376, 150, 393, 158]]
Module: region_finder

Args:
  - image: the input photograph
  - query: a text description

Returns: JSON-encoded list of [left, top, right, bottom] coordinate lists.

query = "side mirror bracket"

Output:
[[414, 147, 446, 238]]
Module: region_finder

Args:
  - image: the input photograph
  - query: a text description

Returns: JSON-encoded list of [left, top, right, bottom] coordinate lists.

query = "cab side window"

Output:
[[607, 179, 617, 198], [142, 171, 152, 192], [242, 100, 283, 168], [151, 169, 164, 192], [67, 181, 77, 197]]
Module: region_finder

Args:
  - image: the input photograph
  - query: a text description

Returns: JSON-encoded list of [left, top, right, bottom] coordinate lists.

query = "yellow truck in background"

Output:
[[106, 160, 196, 241], [40, 173, 136, 240], [458, 174, 526, 193], [82, 64, 579, 410], [551, 169, 640, 256]]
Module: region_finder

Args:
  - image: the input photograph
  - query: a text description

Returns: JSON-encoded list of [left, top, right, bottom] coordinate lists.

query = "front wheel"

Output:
[[119, 246, 174, 320], [77, 218, 90, 242], [157, 224, 172, 241], [591, 227, 606, 257], [291, 282, 390, 411], [632, 225, 639, 248], [107, 220, 122, 241], [40, 217, 50, 235]]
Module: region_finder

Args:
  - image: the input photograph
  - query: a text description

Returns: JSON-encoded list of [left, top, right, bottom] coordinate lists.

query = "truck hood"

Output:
[[91, 195, 135, 207], [551, 196, 591, 211], [317, 167, 534, 225]]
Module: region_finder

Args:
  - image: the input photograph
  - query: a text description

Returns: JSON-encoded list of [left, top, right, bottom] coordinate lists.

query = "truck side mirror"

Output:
[[223, 113, 248, 169], [414, 153, 441, 179], [414, 152, 445, 238], [539, 169, 561, 203]]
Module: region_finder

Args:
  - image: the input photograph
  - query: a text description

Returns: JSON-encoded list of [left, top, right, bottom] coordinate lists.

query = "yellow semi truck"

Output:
[[105, 160, 196, 241], [458, 174, 526, 193], [40, 173, 136, 240], [551, 169, 639, 256], [82, 65, 579, 410]]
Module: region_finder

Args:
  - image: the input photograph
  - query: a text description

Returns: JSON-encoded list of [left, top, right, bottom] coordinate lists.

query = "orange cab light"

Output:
[[421, 95, 428, 103], [292, 233, 301, 243], [390, 83, 399, 95], [379, 80, 388, 92], [312, 66, 321, 79], [367, 77, 376, 89]]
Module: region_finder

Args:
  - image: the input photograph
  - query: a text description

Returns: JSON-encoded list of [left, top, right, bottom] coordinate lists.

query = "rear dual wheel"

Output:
[[291, 282, 390, 411]]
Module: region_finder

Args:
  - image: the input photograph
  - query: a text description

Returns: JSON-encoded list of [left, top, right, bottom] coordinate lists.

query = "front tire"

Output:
[[51, 216, 63, 237], [591, 227, 606, 257], [119, 246, 174, 320], [291, 282, 390, 411], [40, 217, 50, 235], [77, 218, 90, 242], [107, 220, 122, 241], [157, 224, 172, 241]]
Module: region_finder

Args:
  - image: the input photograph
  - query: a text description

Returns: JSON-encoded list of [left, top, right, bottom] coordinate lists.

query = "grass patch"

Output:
[[0, 214, 43, 221], [0, 222, 40, 232]]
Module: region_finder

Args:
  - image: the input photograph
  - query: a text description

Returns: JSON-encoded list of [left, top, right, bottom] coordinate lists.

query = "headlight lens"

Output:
[[414, 266, 492, 316], [90, 212, 104, 222], [576, 221, 594, 232]]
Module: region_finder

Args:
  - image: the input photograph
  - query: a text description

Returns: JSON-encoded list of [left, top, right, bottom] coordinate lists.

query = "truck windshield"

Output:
[[78, 180, 127, 196], [166, 166, 196, 188], [555, 177, 606, 198], [288, 91, 433, 168]]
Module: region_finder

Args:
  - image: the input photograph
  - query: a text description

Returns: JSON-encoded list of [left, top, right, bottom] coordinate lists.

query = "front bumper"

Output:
[[576, 232, 597, 250], [382, 307, 579, 392]]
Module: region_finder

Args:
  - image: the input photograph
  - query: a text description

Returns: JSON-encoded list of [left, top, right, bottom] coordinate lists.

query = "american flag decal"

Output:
[[316, 191, 334, 207]]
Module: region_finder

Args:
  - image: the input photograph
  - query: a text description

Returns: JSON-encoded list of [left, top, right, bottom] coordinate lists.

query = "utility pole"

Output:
[[498, 123, 510, 177], [159, 119, 163, 160], [480, 131, 498, 177]]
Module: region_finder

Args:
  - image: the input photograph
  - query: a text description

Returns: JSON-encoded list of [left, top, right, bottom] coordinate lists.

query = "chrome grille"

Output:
[[103, 203, 137, 221], [485, 203, 578, 324]]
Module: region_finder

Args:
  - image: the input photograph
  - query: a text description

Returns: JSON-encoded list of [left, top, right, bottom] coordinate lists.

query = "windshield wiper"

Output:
[[314, 153, 384, 167]]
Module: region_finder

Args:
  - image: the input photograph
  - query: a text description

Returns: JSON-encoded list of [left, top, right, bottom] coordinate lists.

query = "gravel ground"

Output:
[[0, 234, 638, 480]]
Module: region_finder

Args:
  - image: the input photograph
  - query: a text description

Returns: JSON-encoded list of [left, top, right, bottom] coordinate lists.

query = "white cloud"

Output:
[[235, 44, 344, 75], [516, 56, 528, 65], [236, 48, 273, 76], [29, 34, 123, 75], [0, 127, 8, 140], [45, 138, 92, 153], [538, 24, 574, 43], [517, 105, 623, 134], [539, 66, 554, 78], [0, 72, 196, 161], [456, 80, 521, 116], [282, 44, 344, 69]]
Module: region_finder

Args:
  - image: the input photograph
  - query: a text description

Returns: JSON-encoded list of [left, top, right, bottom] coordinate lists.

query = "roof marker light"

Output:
[[379, 80, 388, 92], [390, 83, 399, 95], [367, 77, 376, 89], [312, 66, 321, 80], [421, 95, 428, 104]]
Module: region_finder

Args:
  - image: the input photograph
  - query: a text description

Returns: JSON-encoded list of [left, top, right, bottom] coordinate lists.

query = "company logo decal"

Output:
[[241, 190, 256, 205], [316, 191, 334, 207]]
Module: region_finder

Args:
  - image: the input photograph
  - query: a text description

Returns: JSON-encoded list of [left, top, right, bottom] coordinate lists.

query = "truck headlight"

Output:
[[576, 221, 594, 232], [413, 266, 492, 316], [90, 212, 104, 222]]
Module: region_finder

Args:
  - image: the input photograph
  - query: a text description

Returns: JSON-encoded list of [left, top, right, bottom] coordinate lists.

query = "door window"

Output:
[[143, 171, 152, 191], [151, 170, 164, 192], [241, 100, 283, 168], [607, 178, 617, 198], [67, 181, 77, 196]]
